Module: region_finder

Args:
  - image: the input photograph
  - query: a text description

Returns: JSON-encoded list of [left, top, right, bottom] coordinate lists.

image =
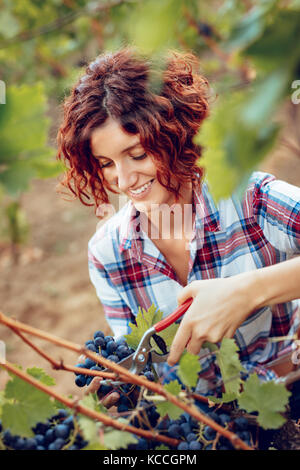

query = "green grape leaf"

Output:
[[79, 393, 107, 414], [206, 392, 237, 404], [2, 368, 57, 437], [155, 380, 182, 420], [155, 444, 170, 450], [126, 0, 181, 53], [238, 373, 291, 429], [103, 427, 138, 450], [0, 83, 56, 197], [178, 352, 201, 389], [124, 304, 178, 354], [78, 394, 107, 443], [26, 367, 56, 386], [215, 338, 246, 396], [77, 414, 99, 444], [83, 442, 108, 450], [195, 88, 280, 202]]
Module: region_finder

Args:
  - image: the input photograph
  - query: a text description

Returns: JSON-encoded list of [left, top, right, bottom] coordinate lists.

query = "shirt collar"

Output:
[[119, 174, 221, 255]]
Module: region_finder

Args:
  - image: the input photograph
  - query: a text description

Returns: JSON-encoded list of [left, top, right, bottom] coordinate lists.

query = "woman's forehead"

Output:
[[90, 117, 141, 158]]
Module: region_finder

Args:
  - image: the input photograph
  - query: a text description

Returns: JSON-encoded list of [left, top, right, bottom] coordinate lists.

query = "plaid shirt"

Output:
[[88, 171, 300, 385]]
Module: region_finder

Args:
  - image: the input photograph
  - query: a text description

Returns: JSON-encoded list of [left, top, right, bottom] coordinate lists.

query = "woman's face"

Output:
[[90, 117, 183, 214]]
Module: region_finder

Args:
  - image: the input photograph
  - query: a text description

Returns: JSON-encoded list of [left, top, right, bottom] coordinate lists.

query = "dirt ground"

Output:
[[0, 102, 300, 399]]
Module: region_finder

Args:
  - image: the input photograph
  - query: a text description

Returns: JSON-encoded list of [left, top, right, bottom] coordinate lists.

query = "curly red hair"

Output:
[[56, 47, 211, 213]]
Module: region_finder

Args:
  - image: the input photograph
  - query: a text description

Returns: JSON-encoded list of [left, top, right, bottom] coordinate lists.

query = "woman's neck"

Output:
[[141, 182, 194, 242]]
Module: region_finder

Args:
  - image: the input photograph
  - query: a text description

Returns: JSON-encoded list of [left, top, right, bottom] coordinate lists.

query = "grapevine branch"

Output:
[[0, 311, 252, 450]]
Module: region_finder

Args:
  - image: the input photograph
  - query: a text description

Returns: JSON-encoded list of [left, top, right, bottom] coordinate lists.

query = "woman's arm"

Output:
[[167, 256, 300, 366]]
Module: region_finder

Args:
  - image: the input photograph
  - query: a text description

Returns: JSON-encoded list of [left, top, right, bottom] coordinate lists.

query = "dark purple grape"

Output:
[[168, 423, 182, 439], [219, 413, 231, 426], [106, 340, 117, 354], [144, 371, 155, 382], [54, 424, 70, 439], [180, 422, 192, 437], [189, 440, 202, 450], [203, 425, 216, 441], [23, 438, 37, 450], [75, 374, 87, 387], [86, 343, 97, 352], [234, 416, 249, 431], [94, 336, 106, 349], [186, 432, 198, 442], [107, 354, 119, 363], [84, 357, 96, 368], [93, 330, 105, 340], [49, 438, 65, 450], [105, 335, 114, 344], [177, 441, 189, 450]]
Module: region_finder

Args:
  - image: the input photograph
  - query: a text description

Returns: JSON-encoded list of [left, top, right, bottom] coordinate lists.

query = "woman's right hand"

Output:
[[76, 354, 120, 408], [84, 376, 120, 408]]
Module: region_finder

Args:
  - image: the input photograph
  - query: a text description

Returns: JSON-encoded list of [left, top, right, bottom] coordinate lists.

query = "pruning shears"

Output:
[[100, 297, 193, 385]]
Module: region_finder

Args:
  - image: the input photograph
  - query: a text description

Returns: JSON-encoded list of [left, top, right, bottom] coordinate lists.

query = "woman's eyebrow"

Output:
[[93, 142, 141, 159]]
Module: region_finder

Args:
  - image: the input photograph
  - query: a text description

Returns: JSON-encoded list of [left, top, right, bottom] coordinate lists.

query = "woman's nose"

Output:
[[113, 163, 137, 193]]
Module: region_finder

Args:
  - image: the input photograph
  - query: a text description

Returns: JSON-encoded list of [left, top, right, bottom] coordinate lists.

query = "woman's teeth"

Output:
[[130, 179, 153, 195]]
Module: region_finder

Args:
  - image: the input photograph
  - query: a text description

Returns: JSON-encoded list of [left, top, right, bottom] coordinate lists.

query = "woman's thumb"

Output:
[[177, 284, 192, 305]]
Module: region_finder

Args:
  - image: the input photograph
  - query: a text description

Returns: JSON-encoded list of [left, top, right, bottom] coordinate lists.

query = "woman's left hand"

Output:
[[167, 273, 258, 366]]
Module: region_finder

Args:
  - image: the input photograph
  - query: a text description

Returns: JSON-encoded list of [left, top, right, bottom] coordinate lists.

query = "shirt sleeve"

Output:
[[88, 246, 134, 339], [249, 172, 300, 254]]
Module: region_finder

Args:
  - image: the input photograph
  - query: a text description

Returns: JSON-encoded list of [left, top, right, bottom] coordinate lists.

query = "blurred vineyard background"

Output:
[[0, 0, 300, 396]]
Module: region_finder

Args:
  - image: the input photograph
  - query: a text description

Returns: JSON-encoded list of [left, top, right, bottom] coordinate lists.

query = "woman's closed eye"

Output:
[[99, 153, 147, 169]]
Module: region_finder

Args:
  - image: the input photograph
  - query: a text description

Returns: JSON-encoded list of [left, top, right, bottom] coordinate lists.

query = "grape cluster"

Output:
[[128, 400, 253, 450], [0, 409, 88, 450], [74, 331, 155, 391]]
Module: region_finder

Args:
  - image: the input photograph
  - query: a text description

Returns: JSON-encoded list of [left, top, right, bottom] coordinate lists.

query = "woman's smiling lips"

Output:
[[128, 178, 155, 199]]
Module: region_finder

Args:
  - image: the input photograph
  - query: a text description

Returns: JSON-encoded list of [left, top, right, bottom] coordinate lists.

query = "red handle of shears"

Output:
[[154, 297, 193, 333]]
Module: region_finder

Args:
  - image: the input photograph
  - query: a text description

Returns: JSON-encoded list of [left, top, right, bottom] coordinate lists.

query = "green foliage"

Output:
[[0, 366, 57, 437], [215, 338, 246, 396], [155, 380, 183, 420], [103, 425, 138, 450], [0, 83, 62, 197], [178, 351, 201, 389], [124, 304, 179, 353], [238, 373, 291, 429]]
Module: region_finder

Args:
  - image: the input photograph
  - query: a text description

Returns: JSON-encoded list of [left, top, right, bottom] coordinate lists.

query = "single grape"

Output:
[[75, 374, 87, 387], [106, 340, 117, 354], [94, 336, 106, 349], [186, 432, 198, 442], [203, 425, 216, 441], [54, 424, 70, 439], [234, 416, 249, 431], [168, 423, 182, 439], [93, 330, 105, 340], [86, 343, 97, 352], [84, 357, 96, 368], [107, 354, 119, 363], [177, 441, 189, 450], [189, 440, 202, 450]]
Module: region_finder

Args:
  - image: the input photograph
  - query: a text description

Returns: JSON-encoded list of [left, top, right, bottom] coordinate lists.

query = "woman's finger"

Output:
[[167, 321, 191, 366], [102, 392, 120, 408], [84, 377, 101, 395]]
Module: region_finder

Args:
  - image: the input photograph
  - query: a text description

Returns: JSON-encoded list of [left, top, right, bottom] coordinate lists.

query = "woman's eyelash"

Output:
[[99, 153, 147, 168], [132, 153, 147, 161]]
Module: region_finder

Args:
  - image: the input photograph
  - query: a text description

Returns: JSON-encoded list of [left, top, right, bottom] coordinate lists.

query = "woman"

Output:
[[57, 47, 300, 394]]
